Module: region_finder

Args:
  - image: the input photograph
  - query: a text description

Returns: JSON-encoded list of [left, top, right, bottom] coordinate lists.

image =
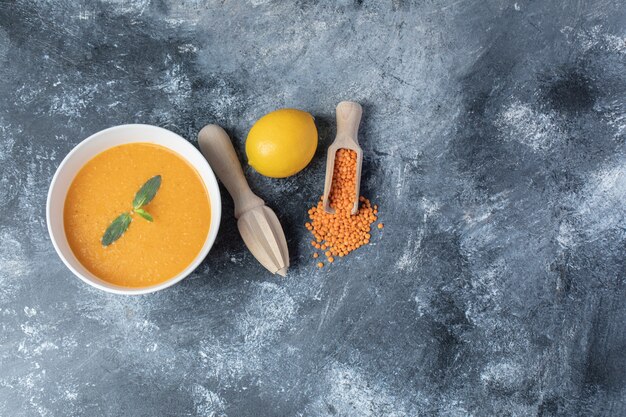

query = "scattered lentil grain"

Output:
[[306, 149, 379, 263]]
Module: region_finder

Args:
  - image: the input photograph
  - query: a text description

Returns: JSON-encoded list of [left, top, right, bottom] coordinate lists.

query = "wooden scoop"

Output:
[[322, 101, 363, 215], [198, 124, 289, 277]]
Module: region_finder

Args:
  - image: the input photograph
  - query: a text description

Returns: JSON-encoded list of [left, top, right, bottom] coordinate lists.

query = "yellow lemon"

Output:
[[246, 108, 318, 178]]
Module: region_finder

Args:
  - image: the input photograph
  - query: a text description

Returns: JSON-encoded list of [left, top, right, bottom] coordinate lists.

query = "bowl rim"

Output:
[[46, 123, 222, 295]]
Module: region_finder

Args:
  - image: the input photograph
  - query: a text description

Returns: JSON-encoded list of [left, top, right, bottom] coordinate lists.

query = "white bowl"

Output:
[[46, 124, 222, 295]]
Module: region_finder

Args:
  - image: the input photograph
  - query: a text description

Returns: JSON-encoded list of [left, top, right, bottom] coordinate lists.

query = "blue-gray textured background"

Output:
[[1, 0, 626, 416]]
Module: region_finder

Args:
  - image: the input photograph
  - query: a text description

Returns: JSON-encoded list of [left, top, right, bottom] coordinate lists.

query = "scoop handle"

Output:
[[336, 101, 362, 144], [198, 124, 264, 218]]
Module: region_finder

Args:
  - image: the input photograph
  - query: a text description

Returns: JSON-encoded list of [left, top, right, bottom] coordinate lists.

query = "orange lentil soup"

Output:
[[64, 143, 211, 287]]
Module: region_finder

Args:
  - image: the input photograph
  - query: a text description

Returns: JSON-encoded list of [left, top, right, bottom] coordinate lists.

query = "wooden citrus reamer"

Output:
[[322, 101, 363, 215], [198, 125, 289, 276]]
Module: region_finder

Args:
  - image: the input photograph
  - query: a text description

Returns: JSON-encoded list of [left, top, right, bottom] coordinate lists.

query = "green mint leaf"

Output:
[[101, 212, 132, 247], [132, 175, 162, 210], [134, 208, 153, 222]]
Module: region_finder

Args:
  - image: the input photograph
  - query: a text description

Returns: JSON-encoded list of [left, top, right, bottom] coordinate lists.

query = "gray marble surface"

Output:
[[1, 1, 626, 416]]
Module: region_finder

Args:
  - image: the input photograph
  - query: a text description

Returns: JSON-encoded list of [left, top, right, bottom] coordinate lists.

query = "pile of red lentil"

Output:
[[306, 149, 382, 267]]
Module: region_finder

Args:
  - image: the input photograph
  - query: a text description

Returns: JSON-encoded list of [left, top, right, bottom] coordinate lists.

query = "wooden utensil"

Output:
[[198, 124, 289, 277], [322, 101, 363, 215]]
